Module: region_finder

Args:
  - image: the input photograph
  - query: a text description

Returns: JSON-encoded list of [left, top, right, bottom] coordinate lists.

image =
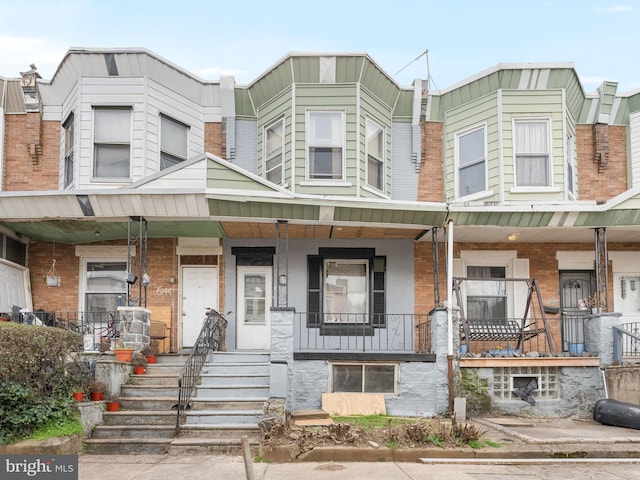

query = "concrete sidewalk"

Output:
[[77, 417, 640, 479]]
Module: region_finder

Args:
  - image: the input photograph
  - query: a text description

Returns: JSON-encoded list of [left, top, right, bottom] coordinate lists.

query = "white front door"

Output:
[[236, 266, 272, 350], [181, 266, 218, 348]]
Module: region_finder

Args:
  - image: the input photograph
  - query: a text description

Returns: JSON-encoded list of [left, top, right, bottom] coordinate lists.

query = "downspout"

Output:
[[446, 218, 454, 413]]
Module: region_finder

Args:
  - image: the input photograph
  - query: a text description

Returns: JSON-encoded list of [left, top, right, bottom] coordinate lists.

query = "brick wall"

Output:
[[576, 124, 627, 201], [205, 122, 224, 158], [414, 241, 638, 352], [418, 122, 444, 201], [4, 115, 60, 191]]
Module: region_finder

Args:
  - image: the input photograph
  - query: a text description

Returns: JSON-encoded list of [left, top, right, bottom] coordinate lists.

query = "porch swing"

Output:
[[453, 277, 555, 354]]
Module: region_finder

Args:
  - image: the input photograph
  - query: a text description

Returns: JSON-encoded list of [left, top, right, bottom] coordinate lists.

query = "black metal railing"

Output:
[[175, 309, 227, 434], [415, 317, 432, 354], [6, 310, 122, 350], [614, 322, 640, 363], [561, 314, 588, 353], [295, 313, 429, 353]]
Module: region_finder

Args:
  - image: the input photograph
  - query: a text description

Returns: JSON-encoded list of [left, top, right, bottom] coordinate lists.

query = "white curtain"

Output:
[[515, 121, 549, 186]]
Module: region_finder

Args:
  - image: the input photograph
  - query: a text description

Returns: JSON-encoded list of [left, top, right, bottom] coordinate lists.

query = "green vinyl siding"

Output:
[[443, 91, 499, 202], [501, 90, 565, 201], [249, 60, 294, 108]]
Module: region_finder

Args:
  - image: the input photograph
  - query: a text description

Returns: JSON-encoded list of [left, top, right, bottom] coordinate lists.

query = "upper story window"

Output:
[[307, 111, 344, 181], [514, 119, 550, 187], [63, 113, 74, 188], [457, 125, 486, 197], [160, 115, 189, 170], [566, 131, 575, 196], [366, 118, 385, 191], [264, 118, 284, 184], [93, 107, 131, 179]]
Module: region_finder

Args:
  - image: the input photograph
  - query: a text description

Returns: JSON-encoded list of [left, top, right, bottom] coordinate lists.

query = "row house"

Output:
[[1, 48, 639, 417]]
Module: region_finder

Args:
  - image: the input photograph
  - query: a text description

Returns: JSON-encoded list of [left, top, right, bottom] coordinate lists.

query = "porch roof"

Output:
[[3, 154, 640, 244]]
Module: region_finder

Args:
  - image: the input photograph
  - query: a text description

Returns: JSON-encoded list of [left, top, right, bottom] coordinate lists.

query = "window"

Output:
[[566, 131, 575, 195], [85, 261, 127, 313], [324, 260, 368, 323], [63, 113, 74, 188], [466, 266, 507, 321], [457, 126, 486, 197], [307, 249, 385, 331], [514, 120, 550, 186], [264, 118, 284, 184], [366, 118, 385, 191], [93, 107, 131, 178], [160, 115, 188, 170], [307, 111, 344, 180], [331, 363, 397, 394]]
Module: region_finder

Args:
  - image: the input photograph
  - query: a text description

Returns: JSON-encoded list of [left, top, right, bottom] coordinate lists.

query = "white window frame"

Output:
[[92, 106, 131, 180], [455, 124, 487, 199], [160, 114, 189, 170], [513, 118, 552, 188], [80, 257, 128, 313], [330, 362, 398, 394], [306, 110, 345, 182], [263, 117, 285, 184], [365, 117, 385, 192], [63, 113, 75, 188], [566, 130, 576, 197]]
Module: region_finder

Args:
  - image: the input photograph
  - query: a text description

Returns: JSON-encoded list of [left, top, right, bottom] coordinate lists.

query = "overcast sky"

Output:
[[1, 0, 639, 93]]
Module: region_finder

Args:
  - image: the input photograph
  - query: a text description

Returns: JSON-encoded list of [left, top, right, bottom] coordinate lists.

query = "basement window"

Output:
[[330, 363, 397, 394]]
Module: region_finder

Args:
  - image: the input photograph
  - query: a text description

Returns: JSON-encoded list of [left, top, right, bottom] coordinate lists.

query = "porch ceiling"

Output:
[[4, 220, 225, 244]]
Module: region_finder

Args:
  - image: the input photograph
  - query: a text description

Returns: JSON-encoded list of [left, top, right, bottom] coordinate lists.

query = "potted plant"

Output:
[[88, 379, 107, 401], [132, 352, 146, 374], [142, 342, 159, 364], [114, 345, 134, 362], [106, 395, 121, 412], [72, 390, 84, 402]]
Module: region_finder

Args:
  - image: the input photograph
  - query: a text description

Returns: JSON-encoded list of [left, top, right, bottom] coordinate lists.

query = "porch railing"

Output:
[[614, 322, 640, 363], [295, 313, 430, 353], [176, 309, 227, 434]]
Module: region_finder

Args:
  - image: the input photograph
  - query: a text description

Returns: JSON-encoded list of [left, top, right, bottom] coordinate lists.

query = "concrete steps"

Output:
[[85, 351, 270, 455]]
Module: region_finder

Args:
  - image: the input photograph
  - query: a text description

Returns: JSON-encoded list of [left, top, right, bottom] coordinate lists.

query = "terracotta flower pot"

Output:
[[134, 366, 146, 374], [114, 349, 134, 362], [106, 401, 121, 412], [90, 391, 104, 401], [72, 391, 84, 402], [146, 355, 157, 364]]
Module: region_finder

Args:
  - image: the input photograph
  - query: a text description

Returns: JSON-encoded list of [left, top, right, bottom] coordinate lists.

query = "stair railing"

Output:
[[175, 308, 227, 434]]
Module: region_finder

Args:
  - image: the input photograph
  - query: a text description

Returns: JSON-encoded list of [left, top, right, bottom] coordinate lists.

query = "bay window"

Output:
[[264, 118, 284, 184], [366, 118, 384, 191], [514, 119, 551, 187], [457, 125, 486, 197], [307, 111, 344, 180], [160, 114, 189, 170], [93, 107, 131, 179]]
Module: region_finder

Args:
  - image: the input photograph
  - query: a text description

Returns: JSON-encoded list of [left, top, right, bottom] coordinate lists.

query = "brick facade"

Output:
[[205, 122, 225, 158], [4, 115, 60, 191], [576, 124, 628, 202], [418, 122, 444, 202]]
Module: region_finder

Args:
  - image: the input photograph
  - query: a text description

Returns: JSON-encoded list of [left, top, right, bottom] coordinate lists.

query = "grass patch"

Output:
[[468, 438, 502, 449], [28, 417, 83, 441]]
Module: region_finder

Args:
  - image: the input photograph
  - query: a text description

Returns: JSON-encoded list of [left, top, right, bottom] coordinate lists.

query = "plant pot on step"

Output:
[[134, 365, 146, 374], [106, 401, 121, 412], [146, 355, 157, 364], [114, 348, 134, 362], [72, 391, 84, 402]]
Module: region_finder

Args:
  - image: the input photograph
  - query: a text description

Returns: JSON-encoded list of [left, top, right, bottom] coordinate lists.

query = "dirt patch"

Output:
[[259, 416, 488, 455]]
